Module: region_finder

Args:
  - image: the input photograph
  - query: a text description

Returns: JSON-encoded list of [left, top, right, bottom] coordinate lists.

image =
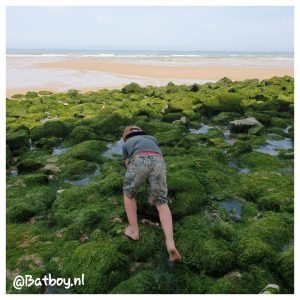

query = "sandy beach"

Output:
[[6, 55, 294, 97]]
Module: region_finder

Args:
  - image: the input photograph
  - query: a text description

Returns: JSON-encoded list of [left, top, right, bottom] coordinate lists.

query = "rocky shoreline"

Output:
[[6, 76, 294, 294]]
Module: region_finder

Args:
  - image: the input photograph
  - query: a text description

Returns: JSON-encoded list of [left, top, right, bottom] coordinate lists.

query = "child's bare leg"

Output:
[[156, 203, 181, 261], [124, 194, 139, 240]]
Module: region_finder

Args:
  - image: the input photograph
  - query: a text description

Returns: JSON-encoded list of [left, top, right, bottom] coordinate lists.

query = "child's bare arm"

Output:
[[125, 159, 129, 167]]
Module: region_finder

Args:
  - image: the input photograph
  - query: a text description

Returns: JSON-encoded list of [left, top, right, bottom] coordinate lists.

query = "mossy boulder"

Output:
[[162, 112, 184, 123], [17, 159, 43, 174], [63, 240, 130, 293], [235, 213, 293, 268], [256, 195, 281, 212], [155, 128, 185, 146], [25, 91, 38, 98], [176, 214, 236, 275], [201, 93, 243, 116], [207, 266, 276, 294], [90, 113, 126, 139], [35, 136, 61, 149], [248, 124, 265, 135], [212, 112, 241, 125], [229, 141, 252, 156], [7, 186, 56, 222], [276, 247, 294, 289], [270, 117, 289, 128], [60, 160, 97, 180], [122, 82, 143, 94], [66, 140, 106, 162], [69, 126, 97, 144], [7, 129, 30, 152], [31, 121, 69, 142], [111, 270, 170, 294]]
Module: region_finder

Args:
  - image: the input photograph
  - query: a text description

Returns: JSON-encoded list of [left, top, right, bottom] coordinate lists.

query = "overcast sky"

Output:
[[6, 6, 294, 52]]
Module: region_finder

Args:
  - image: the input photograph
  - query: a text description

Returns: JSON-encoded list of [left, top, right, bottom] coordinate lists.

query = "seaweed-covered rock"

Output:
[[90, 113, 126, 138], [229, 141, 252, 156], [66, 140, 106, 162], [69, 126, 97, 144], [59, 160, 96, 180], [122, 82, 143, 94], [207, 266, 276, 294], [176, 214, 236, 275], [235, 213, 293, 267], [162, 112, 183, 123], [31, 121, 69, 141], [161, 104, 183, 114], [7, 186, 56, 222], [63, 240, 129, 293], [229, 117, 262, 133], [212, 112, 241, 125], [248, 124, 265, 135], [276, 247, 294, 289], [17, 159, 43, 174], [7, 129, 30, 152], [270, 117, 289, 128], [201, 93, 243, 116], [35, 136, 61, 149], [25, 91, 38, 98], [111, 270, 170, 294]]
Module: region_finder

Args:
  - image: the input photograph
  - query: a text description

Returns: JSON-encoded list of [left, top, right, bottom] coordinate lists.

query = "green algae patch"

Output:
[[111, 270, 170, 294], [234, 212, 293, 268], [62, 240, 130, 293], [31, 120, 69, 142], [176, 214, 236, 275], [207, 266, 276, 294], [69, 125, 97, 144], [7, 128, 30, 153], [7, 185, 56, 223], [276, 247, 294, 290], [66, 140, 106, 162]]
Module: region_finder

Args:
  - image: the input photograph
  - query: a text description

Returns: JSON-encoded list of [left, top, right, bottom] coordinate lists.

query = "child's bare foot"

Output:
[[124, 226, 139, 240], [166, 241, 182, 262]]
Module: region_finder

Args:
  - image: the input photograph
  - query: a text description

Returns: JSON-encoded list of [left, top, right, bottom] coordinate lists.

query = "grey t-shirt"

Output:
[[122, 134, 162, 161]]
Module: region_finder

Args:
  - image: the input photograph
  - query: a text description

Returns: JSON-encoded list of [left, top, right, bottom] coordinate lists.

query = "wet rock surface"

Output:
[[6, 77, 294, 294]]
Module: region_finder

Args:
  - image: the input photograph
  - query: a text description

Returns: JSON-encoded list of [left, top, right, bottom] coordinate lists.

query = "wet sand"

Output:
[[6, 56, 294, 97]]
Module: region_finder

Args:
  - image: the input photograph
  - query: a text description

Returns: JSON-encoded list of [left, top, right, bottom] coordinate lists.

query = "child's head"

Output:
[[123, 125, 145, 141]]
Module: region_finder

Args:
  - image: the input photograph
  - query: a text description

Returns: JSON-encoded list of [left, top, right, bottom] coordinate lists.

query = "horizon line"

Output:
[[6, 48, 294, 53]]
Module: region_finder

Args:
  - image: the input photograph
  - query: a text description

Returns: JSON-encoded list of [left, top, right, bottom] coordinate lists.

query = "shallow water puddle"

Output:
[[29, 138, 36, 150], [102, 138, 124, 158], [219, 127, 237, 145], [64, 164, 100, 186], [6, 166, 18, 177], [228, 161, 250, 174], [52, 147, 69, 156], [189, 124, 213, 134], [278, 166, 294, 175], [255, 138, 293, 156], [283, 125, 292, 134], [218, 200, 243, 220], [281, 242, 294, 251]]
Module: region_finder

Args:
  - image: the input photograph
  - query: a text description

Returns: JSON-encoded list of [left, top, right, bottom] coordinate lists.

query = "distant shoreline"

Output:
[[6, 54, 294, 97]]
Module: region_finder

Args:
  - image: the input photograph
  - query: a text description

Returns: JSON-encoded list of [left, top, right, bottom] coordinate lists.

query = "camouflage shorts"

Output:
[[123, 154, 168, 206]]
